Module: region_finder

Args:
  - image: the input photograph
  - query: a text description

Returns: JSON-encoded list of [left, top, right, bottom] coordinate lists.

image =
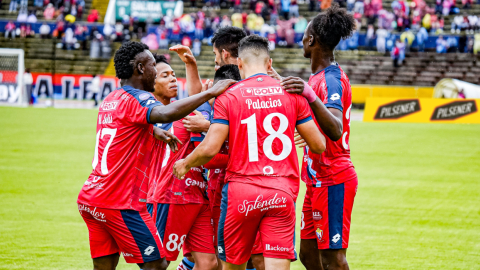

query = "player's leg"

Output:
[[299, 186, 322, 270], [177, 256, 195, 270], [258, 188, 296, 270], [105, 208, 167, 269], [185, 204, 217, 270], [316, 177, 358, 270], [78, 204, 121, 270], [218, 182, 260, 266], [250, 233, 265, 270], [92, 253, 120, 270], [263, 257, 290, 270]]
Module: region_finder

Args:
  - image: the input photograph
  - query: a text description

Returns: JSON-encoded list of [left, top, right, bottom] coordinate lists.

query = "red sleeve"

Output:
[[295, 95, 313, 125], [124, 89, 164, 125], [193, 141, 229, 169], [211, 94, 229, 125]]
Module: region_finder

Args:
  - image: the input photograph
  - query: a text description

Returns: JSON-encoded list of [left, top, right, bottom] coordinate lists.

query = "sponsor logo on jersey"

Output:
[[265, 244, 289, 252], [331, 233, 341, 244], [144, 246, 155, 255], [99, 114, 113, 124], [312, 210, 323, 221], [374, 99, 420, 119], [139, 93, 151, 100], [214, 169, 222, 173], [122, 252, 134, 257], [101, 101, 119, 111], [330, 93, 340, 101], [78, 204, 106, 222], [241, 86, 283, 97], [185, 178, 207, 189], [245, 98, 283, 110], [238, 193, 287, 216], [431, 100, 477, 120], [84, 176, 104, 190]]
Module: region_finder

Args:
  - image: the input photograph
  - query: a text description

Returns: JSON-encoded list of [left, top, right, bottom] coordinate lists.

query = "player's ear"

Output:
[[267, 58, 273, 71], [136, 62, 144, 75], [222, 49, 231, 61], [309, 34, 315, 46], [237, 58, 245, 79]]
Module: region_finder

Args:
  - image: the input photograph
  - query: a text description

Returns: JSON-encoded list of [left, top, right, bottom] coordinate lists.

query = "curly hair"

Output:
[[238, 34, 270, 55], [211, 26, 247, 57], [113, 41, 150, 79], [153, 53, 169, 65], [310, 4, 356, 51]]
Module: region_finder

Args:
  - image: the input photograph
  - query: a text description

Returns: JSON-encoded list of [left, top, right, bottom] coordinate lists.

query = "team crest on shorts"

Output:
[[316, 228, 323, 240]]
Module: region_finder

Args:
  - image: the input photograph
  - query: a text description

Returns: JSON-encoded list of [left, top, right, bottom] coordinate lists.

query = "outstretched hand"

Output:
[[173, 159, 189, 179], [207, 79, 237, 97], [153, 127, 182, 153], [169, 45, 196, 65]]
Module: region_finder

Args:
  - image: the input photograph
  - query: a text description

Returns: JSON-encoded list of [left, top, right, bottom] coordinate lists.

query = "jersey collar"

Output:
[[311, 63, 338, 76], [247, 73, 268, 78]]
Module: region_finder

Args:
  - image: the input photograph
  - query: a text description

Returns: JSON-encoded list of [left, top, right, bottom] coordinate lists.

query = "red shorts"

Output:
[[78, 204, 164, 264], [300, 177, 358, 249], [153, 203, 215, 261], [218, 182, 296, 265]]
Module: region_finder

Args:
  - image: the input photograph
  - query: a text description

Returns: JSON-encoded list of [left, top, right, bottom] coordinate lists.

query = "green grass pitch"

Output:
[[0, 106, 479, 269]]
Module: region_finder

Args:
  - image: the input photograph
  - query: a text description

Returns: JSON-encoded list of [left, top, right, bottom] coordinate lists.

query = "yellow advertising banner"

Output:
[[363, 98, 480, 123], [352, 85, 434, 104]]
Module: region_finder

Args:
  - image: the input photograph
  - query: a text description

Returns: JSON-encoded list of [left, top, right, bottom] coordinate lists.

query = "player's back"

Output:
[[212, 74, 312, 197]]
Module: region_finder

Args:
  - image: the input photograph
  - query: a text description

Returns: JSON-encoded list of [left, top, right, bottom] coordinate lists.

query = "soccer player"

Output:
[[77, 41, 234, 270], [172, 35, 327, 270], [296, 5, 359, 270]]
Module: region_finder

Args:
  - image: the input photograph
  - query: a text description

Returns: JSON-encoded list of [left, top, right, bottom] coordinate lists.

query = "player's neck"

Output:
[[122, 78, 146, 91], [243, 68, 268, 79], [154, 93, 171, 106], [310, 50, 335, 74]]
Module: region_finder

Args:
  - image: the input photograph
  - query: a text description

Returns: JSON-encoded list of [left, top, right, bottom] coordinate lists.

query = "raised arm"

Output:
[[149, 79, 236, 124], [170, 45, 202, 96], [173, 123, 229, 179]]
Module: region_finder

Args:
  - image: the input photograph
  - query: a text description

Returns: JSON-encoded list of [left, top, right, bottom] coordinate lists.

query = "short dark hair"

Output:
[[238, 34, 270, 56], [113, 41, 149, 79], [154, 53, 169, 65], [310, 4, 356, 51], [214, 64, 241, 83], [211, 26, 247, 57]]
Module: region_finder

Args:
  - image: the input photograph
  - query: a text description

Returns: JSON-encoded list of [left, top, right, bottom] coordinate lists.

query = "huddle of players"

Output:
[[77, 5, 357, 270]]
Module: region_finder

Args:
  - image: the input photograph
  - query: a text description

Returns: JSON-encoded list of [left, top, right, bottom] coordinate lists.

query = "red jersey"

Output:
[[207, 141, 229, 194], [302, 64, 356, 187], [212, 74, 313, 198], [77, 85, 164, 211], [152, 103, 213, 204], [146, 121, 173, 204]]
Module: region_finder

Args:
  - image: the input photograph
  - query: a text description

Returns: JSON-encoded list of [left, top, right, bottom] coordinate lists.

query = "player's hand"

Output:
[[202, 79, 213, 92], [153, 127, 182, 153], [281, 76, 305, 94], [268, 66, 282, 80], [294, 131, 307, 148], [169, 45, 196, 65], [207, 79, 236, 97], [183, 110, 210, 133], [173, 159, 190, 179]]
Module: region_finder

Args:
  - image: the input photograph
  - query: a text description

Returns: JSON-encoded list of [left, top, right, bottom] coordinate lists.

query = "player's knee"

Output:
[[251, 254, 265, 270], [142, 258, 169, 270], [299, 249, 316, 269], [195, 254, 218, 270], [321, 249, 348, 269]]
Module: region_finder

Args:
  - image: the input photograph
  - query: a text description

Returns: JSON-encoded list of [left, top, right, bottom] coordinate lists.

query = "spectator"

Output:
[[9, 0, 19, 13], [182, 35, 192, 47], [38, 23, 50, 39], [458, 33, 467, 52], [321, 0, 333, 10], [27, 11, 37, 23], [87, 9, 99, 22], [280, 0, 290, 19], [195, 13, 205, 40], [90, 34, 101, 58], [468, 15, 478, 34], [436, 35, 447, 53], [23, 68, 33, 105], [397, 38, 406, 63], [5, 21, 16, 39], [467, 36, 474, 53], [366, 24, 375, 49], [17, 6, 28, 22], [447, 36, 458, 52], [91, 74, 100, 107], [290, 0, 299, 18], [142, 33, 159, 50], [232, 12, 243, 28], [416, 26, 428, 52], [156, 21, 168, 49], [294, 15, 308, 44], [400, 28, 415, 52], [422, 12, 431, 30], [103, 23, 113, 40], [347, 0, 355, 12], [63, 27, 75, 50], [75, 24, 88, 50], [376, 26, 388, 53], [33, 0, 43, 10], [43, 3, 55, 20], [391, 40, 400, 67], [474, 33, 480, 55], [193, 38, 201, 56]]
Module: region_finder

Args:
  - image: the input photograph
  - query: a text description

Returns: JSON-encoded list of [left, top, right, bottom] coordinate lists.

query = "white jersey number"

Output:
[[92, 128, 117, 174], [241, 113, 292, 162]]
